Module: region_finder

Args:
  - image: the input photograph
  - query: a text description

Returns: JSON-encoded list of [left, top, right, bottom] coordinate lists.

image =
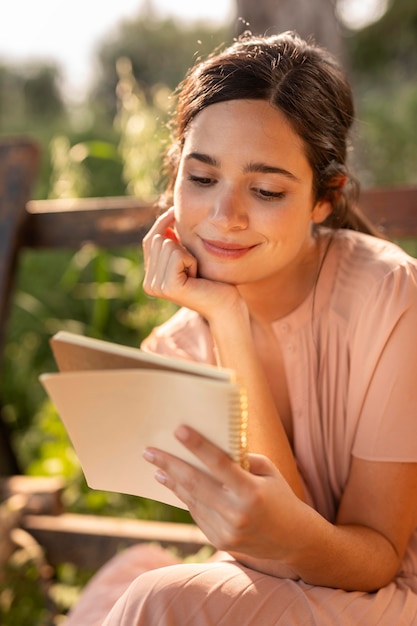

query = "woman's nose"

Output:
[[209, 188, 248, 230]]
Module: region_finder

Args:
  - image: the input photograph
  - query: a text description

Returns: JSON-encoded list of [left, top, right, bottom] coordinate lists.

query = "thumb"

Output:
[[246, 453, 277, 477]]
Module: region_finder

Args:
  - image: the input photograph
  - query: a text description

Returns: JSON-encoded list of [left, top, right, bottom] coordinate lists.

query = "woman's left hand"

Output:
[[142, 208, 245, 324], [143, 425, 307, 570]]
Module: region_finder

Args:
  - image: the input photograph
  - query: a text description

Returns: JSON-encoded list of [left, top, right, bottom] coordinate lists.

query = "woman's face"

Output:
[[173, 99, 330, 288]]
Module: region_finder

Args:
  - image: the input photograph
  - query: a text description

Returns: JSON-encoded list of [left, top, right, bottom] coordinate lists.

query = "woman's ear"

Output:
[[312, 172, 347, 224], [312, 199, 333, 224]]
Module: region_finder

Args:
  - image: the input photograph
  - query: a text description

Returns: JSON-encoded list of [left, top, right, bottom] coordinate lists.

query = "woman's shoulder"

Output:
[[328, 229, 417, 291], [333, 229, 417, 275], [327, 228, 417, 320], [141, 308, 216, 364]]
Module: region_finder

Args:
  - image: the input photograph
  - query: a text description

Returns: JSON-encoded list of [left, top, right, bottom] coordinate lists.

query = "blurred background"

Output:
[[0, 0, 416, 622]]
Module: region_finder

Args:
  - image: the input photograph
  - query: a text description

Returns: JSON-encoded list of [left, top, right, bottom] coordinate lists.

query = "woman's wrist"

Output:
[[207, 301, 252, 355]]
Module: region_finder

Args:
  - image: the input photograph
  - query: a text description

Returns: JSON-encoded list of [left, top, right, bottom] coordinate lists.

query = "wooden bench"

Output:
[[1, 137, 417, 571]]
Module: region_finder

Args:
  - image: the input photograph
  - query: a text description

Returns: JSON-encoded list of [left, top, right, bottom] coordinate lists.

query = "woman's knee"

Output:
[[104, 562, 229, 625]]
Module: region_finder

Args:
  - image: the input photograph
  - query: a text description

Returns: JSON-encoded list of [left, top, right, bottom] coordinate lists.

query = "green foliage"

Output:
[[4, 245, 177, 432], [1, 241, 188, 622], [90, 15, 231, 121], [0, 559, 51, 626], [114, 57, 171, 200], [0, 61, 71, 200], [344, 0, 417, 187], [1, 537, 95, 624], [0, 62, 66, 131], [3, 207, 187, 518], [348, 0, 417, 78], [354, 78, 417, 186], [22, 65, 66, 121]]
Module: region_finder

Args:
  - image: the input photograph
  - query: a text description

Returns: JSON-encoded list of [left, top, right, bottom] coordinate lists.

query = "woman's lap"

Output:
[[65, 544, 417, 626], [103, 555, 417, 626], [103, 558, 312, 625]]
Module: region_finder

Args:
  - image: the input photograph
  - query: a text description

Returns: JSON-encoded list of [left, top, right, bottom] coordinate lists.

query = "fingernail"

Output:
[[154, 470, 168, 484], [175, 425, 190, 442], [143, 448, 155, 462]]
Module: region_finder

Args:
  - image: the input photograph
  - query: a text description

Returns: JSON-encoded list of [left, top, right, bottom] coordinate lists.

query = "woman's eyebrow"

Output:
[[185, 152, 219, 167], [185, 152, 300, 182], [244, 161, 300, 182]]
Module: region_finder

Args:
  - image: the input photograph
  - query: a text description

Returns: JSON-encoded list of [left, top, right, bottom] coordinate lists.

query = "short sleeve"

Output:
[[141, 307, 217, 365], [351, 262, 417, 462]]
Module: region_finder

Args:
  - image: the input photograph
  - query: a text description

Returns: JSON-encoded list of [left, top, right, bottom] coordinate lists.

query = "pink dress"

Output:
[[69, 229, 417, 625]]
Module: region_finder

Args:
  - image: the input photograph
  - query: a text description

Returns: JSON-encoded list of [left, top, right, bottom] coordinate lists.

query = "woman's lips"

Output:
[[200, 237, 257, 259]]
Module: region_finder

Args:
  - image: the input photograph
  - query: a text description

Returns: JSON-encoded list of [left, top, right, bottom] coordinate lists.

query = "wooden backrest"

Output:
[[358, 187, 417, 239], [0, 139, 40, 354], [0, 139, 40, 475], [23, 186, 417, 251]]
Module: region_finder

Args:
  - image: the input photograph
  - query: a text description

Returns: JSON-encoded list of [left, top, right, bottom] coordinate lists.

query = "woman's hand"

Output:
[[143, 425, 307, 576], [142, 208, 245, 323], [143, 426, 417, 590]]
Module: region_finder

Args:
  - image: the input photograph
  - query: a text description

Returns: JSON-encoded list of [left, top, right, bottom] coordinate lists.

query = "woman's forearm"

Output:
[[234, 505, 400, 592], [208, 309, 305, 500], [301, 520, 399, 591]]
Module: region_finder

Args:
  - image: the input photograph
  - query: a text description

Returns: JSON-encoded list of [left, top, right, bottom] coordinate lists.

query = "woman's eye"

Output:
[[188, 174, 214, 186], [255, 188, 285, 200]]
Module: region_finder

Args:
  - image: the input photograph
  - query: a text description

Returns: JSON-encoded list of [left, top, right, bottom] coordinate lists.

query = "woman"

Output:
[[68, 32, 417, 625]]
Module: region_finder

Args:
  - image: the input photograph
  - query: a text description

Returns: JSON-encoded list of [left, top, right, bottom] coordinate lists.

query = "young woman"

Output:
[[68, 32, 417, 625]]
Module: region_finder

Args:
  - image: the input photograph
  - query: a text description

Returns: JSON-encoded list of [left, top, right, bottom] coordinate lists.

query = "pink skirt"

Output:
[[66, 544, 417, 626]]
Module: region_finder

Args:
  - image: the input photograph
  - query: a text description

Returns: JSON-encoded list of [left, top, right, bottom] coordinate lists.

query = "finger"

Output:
[[143, 208, 175, 264], [246, 453, 279, 477], [142, 443, 268, 551], [144, 239, 196, 297], [174, 425, 249, 489], [143, 446, 232, 513], [147, 448, 260, 552], [155, 241, 196, 286], [144, 206, 175, 243], [144, 234, 173, 288]]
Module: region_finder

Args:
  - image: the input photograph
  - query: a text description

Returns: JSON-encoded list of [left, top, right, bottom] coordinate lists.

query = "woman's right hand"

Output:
[[142, 208, 246, 324]]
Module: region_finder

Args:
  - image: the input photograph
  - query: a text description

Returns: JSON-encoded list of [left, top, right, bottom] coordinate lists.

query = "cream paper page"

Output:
[[40, 368, 239, 510]]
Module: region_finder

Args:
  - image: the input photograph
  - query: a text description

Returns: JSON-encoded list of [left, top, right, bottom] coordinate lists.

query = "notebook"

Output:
[[40, 331, 249, 509]]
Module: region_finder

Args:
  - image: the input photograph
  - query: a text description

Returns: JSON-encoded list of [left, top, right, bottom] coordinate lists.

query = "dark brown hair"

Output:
[[160, 31, 378, 235]]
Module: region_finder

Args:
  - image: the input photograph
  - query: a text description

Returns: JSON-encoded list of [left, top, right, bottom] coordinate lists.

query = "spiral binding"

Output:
[[229, 383, 249, 470]]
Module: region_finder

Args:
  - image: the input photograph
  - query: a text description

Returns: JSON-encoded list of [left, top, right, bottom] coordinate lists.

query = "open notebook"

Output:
[[40, 331, 248, 509]]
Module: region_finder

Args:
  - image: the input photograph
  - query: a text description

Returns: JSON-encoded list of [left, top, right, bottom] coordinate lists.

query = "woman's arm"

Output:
[[210, 311, 305, 498], [142, 209, 304, 498], [144, 430, 417, 591], [238, 457, 417, 591]]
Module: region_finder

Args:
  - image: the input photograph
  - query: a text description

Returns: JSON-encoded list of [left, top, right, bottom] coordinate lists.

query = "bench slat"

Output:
[[24, 186, 417, 249], [25, 197, 156, 248], [23, 512, 209, 569], [359, 187, 417, 238]]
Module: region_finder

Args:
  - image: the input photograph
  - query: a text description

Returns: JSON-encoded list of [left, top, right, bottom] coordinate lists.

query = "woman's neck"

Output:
[[238, 233, 324, 325]]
